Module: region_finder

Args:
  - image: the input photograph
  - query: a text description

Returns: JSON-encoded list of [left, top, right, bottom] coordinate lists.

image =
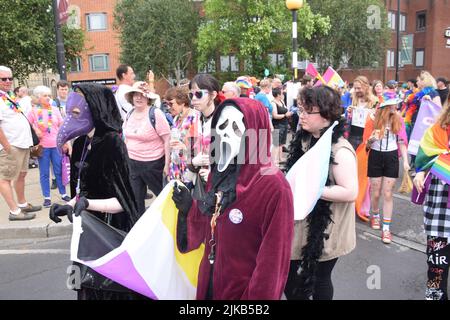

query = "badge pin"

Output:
[[229, 209, 243, 224]]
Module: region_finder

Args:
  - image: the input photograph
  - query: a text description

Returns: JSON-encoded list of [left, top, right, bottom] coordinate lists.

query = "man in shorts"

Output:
[[0, 66, 41, 221]]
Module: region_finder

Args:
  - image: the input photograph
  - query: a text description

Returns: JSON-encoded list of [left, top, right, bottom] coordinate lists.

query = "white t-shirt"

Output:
[[115, 84, 134, 121], [0, 96, 33, 150], [18, 96, 33, 115]]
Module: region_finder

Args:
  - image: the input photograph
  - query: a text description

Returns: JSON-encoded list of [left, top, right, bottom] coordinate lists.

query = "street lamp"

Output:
[[286, 0, 304, 81]]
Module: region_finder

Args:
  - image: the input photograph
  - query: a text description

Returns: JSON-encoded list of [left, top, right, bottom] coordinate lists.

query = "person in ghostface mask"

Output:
[[48, 83, 144, 300], [172, 97, 294, 300]]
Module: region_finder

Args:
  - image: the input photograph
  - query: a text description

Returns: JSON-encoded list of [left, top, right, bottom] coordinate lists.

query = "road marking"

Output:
[[0, 249, 70, 255]]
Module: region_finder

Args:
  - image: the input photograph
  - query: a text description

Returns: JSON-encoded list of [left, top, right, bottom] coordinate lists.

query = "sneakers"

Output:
[[20, 203, 42, 213], [370, 216, 381, 230], [43, 199, 52, 208], [51, 179, 57, 190], [382, 230, 392, 244], [9, 211, 36, 221], [61, 195, 71, 202]]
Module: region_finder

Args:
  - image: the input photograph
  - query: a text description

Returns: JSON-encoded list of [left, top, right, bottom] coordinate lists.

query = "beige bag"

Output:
[[398, 173, 413, 194]]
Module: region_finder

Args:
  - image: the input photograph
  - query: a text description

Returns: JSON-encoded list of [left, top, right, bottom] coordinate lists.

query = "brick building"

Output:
[[66, 0, 449, 87], [340, 0, 450, 83], [66, 0, 120, 86]]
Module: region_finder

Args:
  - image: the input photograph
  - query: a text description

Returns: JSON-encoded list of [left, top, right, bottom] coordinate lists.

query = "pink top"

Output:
[[123, 108, 170, 161], [27, 105, 64, 148]]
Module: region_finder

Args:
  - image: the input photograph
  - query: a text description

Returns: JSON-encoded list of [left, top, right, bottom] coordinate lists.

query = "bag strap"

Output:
[[149, 105, 156, 129]]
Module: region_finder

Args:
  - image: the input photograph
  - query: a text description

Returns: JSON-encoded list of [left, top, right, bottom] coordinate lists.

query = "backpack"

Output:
[[126, 106, 157, 129]]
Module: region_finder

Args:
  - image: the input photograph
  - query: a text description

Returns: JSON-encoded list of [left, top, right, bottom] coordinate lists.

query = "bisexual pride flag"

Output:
[[70, 181, 204, 299], [286, 122, 338, 220]]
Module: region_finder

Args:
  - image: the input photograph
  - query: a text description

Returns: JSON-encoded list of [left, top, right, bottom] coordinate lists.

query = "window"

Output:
[[87, 13, 107, 31], [388, 11, 396, 30], [70, 57, 82, 73], [400, 13, 406, 32], [89, 54, 109, 72], [199, 59, 216, 73], [416, 11, 426, 31], [220, 55, 239, 72], [268, 53, 285, 67], [386, 49, 395, 68], [415, 49, 424, 67]]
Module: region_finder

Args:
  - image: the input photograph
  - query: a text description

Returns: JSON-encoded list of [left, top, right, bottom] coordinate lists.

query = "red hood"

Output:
[[211, 98, 277, 187]]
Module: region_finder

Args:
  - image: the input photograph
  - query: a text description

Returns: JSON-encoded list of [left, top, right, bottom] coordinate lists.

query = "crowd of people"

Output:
[[1, 62, 449, 300]]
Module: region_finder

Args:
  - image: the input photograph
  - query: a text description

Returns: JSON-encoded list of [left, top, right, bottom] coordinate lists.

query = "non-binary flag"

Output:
[[286, 121, 338, 220], [70, 181, 204, 299]]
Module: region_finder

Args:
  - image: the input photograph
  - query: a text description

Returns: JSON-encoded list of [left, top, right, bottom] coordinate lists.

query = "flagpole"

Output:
[[52, 0, 67, 81]]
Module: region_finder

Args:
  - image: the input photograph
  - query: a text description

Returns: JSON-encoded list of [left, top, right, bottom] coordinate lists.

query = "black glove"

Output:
[[74, 197, 89, 217], [49, 204, 74, 223], [172, 182, 193, 215]]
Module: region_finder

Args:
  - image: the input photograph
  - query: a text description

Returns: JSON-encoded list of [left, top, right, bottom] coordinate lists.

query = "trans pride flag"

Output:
[[286, 122, 338, 220], [70, 181, 204, 299], [415, 123, 450, 185]]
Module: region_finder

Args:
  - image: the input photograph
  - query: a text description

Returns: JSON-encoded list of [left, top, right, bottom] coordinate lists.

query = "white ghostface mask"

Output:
[[215, 105, 245, 172]]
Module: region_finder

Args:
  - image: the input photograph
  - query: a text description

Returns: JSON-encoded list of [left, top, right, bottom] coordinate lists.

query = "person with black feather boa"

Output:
[[284, 86, 358, 300]]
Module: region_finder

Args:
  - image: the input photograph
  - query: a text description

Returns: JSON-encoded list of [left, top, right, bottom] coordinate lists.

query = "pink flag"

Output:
[[58, 0, 70, 24], [305, 63, 318, 77]]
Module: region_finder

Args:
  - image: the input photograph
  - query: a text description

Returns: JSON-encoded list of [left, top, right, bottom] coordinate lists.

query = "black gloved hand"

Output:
[[172, 182, 193, 215], [49, 204, 74, 223], [74, 197, 89, 217]]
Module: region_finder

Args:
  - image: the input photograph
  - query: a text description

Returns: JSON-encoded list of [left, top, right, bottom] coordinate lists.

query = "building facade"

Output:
[[340, 0, 450, 83]]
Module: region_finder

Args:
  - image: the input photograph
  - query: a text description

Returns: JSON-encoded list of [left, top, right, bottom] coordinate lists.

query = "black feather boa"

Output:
[[286, 118, 346, 299]]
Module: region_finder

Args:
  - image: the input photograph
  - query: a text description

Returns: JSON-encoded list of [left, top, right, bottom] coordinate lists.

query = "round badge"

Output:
[[229, 209, 243, 224]]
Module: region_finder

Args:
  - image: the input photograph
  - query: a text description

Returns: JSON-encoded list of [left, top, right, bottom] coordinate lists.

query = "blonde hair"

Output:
[[418, 71, 437, 89], [259, 78, 272, 89], [437, 104, 450, 129], [352, 76, 377, 108]]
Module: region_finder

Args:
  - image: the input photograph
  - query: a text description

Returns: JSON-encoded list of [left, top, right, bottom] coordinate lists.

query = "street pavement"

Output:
[[0, 152, 442, 300]]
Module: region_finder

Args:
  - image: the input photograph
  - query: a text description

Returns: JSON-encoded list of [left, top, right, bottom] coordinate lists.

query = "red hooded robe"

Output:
[[178, 98, 294, 300]]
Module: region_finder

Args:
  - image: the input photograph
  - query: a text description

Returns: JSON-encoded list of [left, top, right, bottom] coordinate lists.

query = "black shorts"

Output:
[[273, 125, 288, 146], [367, 149, 399, 178]]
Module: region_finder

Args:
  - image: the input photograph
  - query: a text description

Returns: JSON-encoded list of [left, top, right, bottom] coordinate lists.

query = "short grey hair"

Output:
[[223, 81, 241, 97], [0, 66, 12, 74], [33, 85, 52, 98]]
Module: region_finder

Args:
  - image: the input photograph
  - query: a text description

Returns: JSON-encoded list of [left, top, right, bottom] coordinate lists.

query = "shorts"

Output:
[[367, 149, 399, 178], [0, 146, 29, 180], [273, 124, 288, 146]]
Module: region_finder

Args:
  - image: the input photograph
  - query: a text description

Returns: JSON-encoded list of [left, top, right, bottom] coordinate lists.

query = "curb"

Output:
[[0, 221, 72, 240]]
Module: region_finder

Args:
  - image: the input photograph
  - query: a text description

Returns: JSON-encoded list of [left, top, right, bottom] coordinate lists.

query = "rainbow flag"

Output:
[[314, 67, 345, 88], [415, 124, 450, 185], [286, 121, 338, 220], [70, 181, 204, 299]]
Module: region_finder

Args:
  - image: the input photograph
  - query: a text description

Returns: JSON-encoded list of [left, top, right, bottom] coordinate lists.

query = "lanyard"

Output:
[[75, 137, 92, 201], [208, 191, 223, 265]]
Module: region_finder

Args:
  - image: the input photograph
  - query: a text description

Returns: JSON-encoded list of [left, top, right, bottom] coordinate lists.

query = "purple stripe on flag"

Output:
[[93, 251, 157, 299]]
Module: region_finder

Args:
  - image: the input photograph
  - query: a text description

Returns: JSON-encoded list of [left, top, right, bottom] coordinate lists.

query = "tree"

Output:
[[306, 0, 390, 72], [196, 0, 330, 78], [114, 0, 199, 84], [0, 0, 84, 80]]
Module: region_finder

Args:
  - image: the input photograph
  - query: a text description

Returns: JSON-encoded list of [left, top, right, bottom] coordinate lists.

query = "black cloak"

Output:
[[69, 83, 143, 300]]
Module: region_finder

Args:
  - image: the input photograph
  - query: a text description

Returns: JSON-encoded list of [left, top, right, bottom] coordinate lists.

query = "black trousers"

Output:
[[284, 258, 338, 300], [426, 236, 450, 300], [128, 157, 165, 216]]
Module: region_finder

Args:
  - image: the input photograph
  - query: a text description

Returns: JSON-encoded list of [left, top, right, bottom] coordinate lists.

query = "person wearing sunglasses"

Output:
[[0, 66, 42, 221], [188, 74, 222, 184]]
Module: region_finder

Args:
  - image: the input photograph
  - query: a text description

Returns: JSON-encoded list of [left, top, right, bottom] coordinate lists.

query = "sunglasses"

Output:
[[0, 77, 13, 82], [189, 89, 209, 100]]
